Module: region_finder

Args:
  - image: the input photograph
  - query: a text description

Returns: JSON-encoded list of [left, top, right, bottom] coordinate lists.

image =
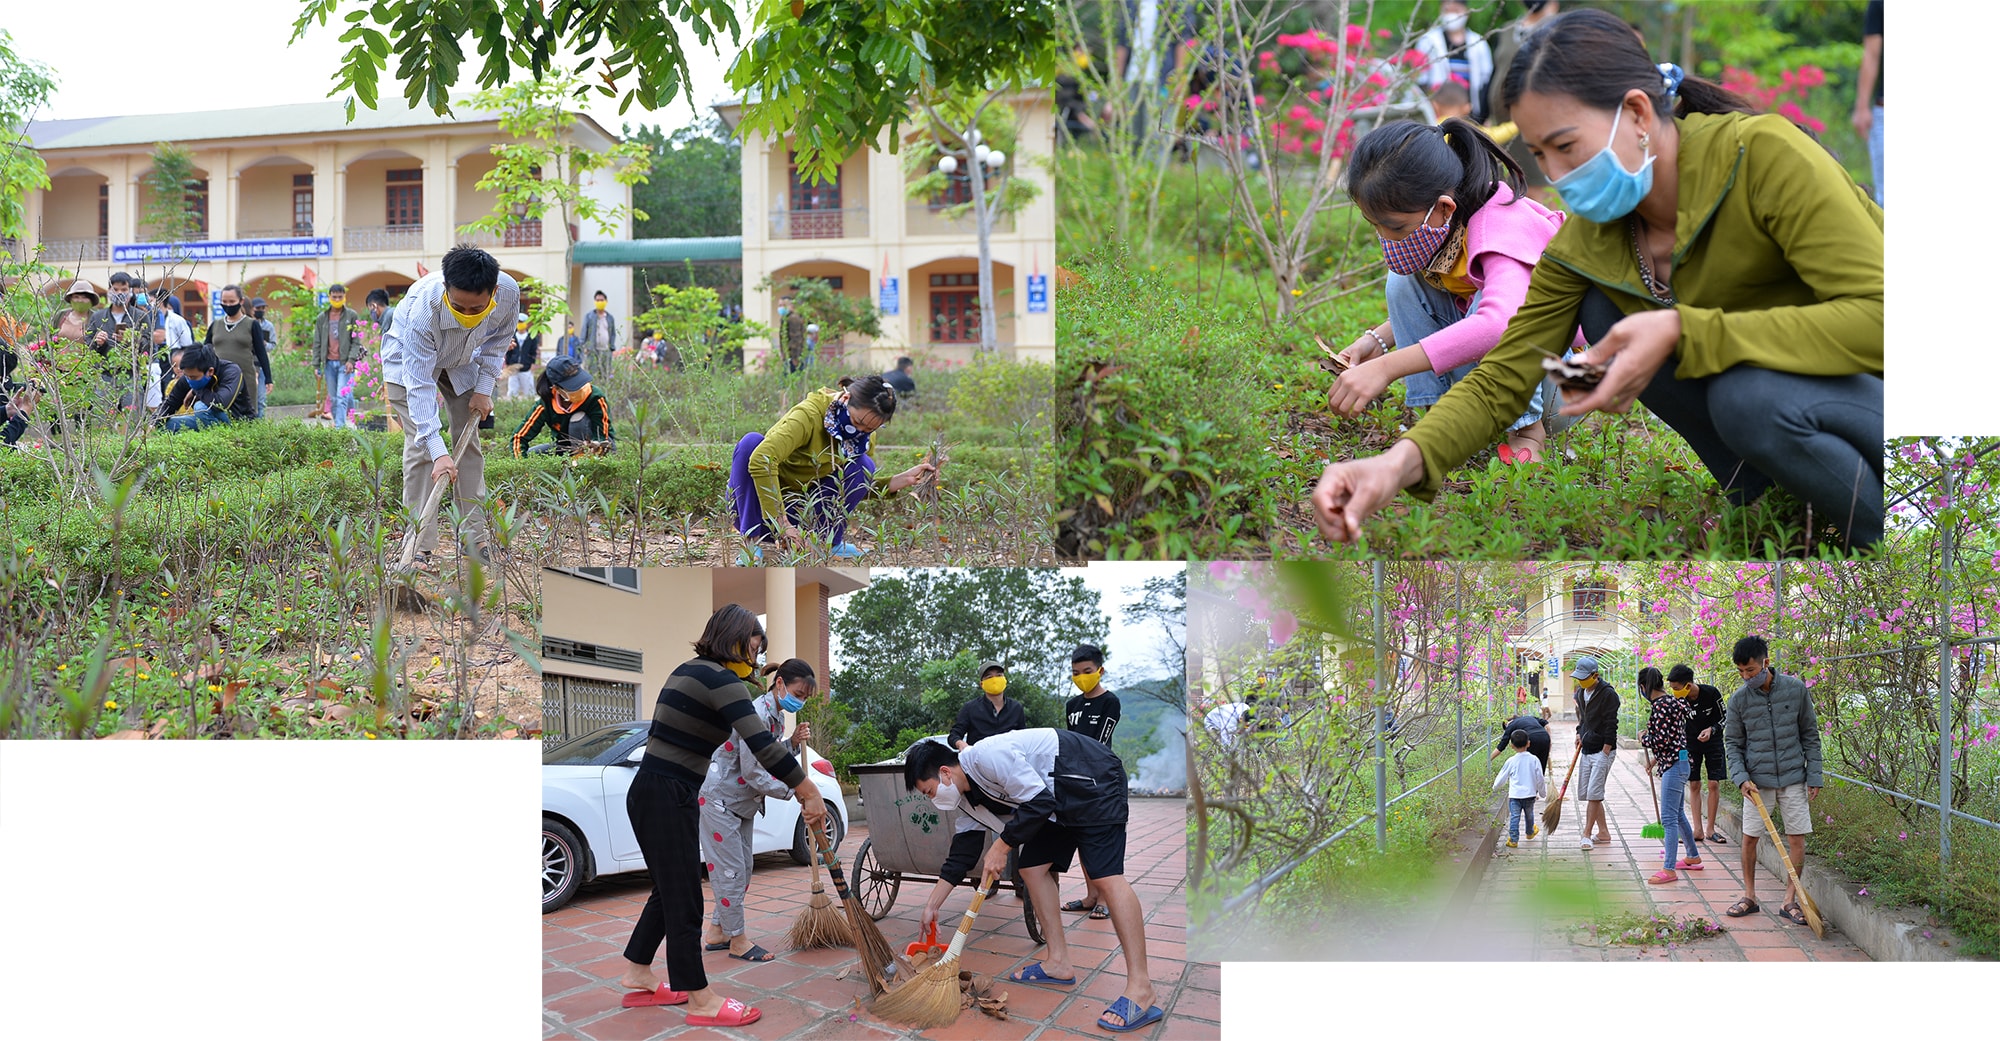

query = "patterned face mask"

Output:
[[1377, 201, 1454, 276], [823, 396, 872, 460]]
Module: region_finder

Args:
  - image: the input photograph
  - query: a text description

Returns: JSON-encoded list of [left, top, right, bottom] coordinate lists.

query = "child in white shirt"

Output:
[[1492, 730, 1548, 847]]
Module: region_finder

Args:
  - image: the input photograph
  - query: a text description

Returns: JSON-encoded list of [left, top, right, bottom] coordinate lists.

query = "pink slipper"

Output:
[[1676, 858, 1704, 870], [622, 984, 690, 1008], [686, 997, 761, 1027], [1647, 870, 1679, 885]]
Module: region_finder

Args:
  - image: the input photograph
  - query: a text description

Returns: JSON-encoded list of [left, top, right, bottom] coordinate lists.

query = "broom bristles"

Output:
[[873, 876, 997, 1029], [788, 882, 851, 949], [1541, 798, 1564, 834]]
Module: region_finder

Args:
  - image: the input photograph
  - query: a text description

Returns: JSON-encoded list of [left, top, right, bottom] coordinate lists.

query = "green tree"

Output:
[[0, 30, 56, 244], [291, 0, 742, 121], [753, 273, 882, 363], [627, 116, 741, 239], [726, 0, 1058, 184], [830, 568, 1111, 742], [140, 142, 204, 247], [631, 280, 764, 369]]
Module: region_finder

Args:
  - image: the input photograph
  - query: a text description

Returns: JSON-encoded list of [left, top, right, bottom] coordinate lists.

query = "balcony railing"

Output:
[[343, 224, 424, 253], [237, 227, 320, 241], [769, 207, 868, 241], [905, 203, 1015, 237], [454, 220, 544, 249], [0, 237, 27, 262], [37, 236, 108, 261]]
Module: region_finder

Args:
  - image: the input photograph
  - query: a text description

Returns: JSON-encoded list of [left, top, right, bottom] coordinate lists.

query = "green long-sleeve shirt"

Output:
[[746, 387, 897, 523], [1402, 110, 1884, 499]]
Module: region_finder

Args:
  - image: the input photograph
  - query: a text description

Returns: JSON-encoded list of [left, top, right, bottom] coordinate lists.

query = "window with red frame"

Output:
[[928, 273, 980, 343], [386, 168, 422, 226]]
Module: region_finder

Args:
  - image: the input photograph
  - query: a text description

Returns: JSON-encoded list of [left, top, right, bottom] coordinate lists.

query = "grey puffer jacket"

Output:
[[1723, 672, 1822, 789]]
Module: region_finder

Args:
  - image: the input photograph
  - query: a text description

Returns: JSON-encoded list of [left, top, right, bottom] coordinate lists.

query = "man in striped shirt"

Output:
[[381, 244, 518, 567]]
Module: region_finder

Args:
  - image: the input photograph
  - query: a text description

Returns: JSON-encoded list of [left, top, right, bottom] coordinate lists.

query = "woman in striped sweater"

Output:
[[616, 604, 829, 1028], [1638, 666, 1704, 884]]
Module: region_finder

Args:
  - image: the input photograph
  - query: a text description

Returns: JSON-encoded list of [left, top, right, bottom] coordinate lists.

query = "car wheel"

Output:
[[543, 818, 585, 915], [791, 807, 845, 866]]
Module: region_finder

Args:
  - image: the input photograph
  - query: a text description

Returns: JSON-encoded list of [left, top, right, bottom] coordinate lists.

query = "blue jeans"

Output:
[[324, 361, 352, 428], [1386, 271, 1546, 433], [1509, 796, 1536, 842], [1867, 105, 1883, 206], [1659, 756, 1700, 869], [165, 407, 230, 433]]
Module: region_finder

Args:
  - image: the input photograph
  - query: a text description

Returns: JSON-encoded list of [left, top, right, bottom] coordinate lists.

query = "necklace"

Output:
[[1629, 216, 1675, 304]]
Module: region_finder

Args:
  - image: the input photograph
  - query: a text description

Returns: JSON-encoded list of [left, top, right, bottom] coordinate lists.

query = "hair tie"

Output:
[[1658, 62, 1685, 98]]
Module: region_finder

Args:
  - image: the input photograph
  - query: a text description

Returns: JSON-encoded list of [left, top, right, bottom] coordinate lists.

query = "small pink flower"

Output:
[[1207, 561, 1243, 583]]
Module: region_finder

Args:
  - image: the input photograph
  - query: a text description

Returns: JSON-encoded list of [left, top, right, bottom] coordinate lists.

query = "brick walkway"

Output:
[[544, 798, 1215, 1040], [1458, 746, 1873, 962]]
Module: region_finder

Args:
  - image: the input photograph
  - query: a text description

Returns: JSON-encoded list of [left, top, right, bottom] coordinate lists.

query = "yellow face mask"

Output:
[[1670, 682, 1693, 699], [1577, 674, 1598, 690], [594, 300, 607, 311], [449, 294, 496, 329], [980, 676, 1007, 695], [724, 661, 754, 679], [1072, 669, 1102, 693]]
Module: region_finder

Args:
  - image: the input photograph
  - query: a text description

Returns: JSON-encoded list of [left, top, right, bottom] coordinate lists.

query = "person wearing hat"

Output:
[[314, 284, 365, 427], [919, 660, 1029, 936], [510, 356, 614, 457], [87, 272, 159, 408], [56, 280, 98, 345], [503, 312, 539, 400], [1569, 654, 1620, 850]]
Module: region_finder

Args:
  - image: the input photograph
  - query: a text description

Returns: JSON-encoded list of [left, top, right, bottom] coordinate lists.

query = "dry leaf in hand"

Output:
[[1542, 354, 1607, 392], [1313, 334, 1352, 376]]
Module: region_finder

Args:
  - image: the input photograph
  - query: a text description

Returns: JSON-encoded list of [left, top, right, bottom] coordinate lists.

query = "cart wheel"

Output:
[[852, 838, 900, 922], [1008, 848, 1043, 945]]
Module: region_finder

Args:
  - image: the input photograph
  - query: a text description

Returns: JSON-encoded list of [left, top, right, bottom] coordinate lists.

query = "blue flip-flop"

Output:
[[1008, 961, 1076, 987], [1098, 995, 1165, 1033]]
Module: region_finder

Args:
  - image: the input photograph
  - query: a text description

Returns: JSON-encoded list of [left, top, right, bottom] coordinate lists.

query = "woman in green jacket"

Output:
[[1313, 8, 1883, 549], [728, 373, 937, 558]]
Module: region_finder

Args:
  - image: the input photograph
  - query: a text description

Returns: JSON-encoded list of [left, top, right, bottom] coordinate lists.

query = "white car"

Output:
[[542, 721, 850, 914]]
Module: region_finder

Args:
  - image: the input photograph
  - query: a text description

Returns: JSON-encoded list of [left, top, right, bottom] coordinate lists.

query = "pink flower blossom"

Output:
[[1270, 611, 1299, 646], [1207, 561, 1243, 583]]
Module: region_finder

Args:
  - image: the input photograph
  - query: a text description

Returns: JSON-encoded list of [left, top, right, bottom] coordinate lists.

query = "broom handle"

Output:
[[1554, 746, 1581, 799], [814, 818, 860, 903], [939, 873, 1000, 962], [1745, 789, 1825, 930], [1645, 751, 1661, 820], [398, 420, 478, 569]]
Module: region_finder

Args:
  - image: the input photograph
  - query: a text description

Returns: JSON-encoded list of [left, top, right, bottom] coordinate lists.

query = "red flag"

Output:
[[302, 266, 317, 289], [416, 262, 430, 277]]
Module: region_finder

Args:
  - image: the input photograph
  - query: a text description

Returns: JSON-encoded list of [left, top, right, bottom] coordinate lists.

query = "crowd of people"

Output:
[[615, 604, 1161, 1033]]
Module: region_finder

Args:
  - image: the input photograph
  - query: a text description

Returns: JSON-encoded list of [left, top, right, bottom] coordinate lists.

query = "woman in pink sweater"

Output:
[[1327, 117, 1576, 463]]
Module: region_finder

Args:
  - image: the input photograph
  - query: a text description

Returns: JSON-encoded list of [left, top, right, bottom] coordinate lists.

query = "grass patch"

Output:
[[1576, 912, 1728, 950]]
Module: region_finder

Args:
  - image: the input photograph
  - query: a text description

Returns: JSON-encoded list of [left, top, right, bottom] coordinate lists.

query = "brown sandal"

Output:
[[1778, 903, 1809, 926], [1724, 897, 1760, 918]]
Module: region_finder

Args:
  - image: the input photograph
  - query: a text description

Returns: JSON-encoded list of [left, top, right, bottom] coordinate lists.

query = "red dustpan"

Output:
[[905, 922, 946, 959]]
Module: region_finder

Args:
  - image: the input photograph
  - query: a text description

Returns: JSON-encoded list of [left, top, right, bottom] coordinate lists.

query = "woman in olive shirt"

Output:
[[728, 373, 937, 558], [1313, 9, 1883, 549]]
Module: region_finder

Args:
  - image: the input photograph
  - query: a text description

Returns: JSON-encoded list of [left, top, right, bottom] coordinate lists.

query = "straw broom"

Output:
[[787, 822, 850, 950], [1541, 747, 1581, 834], [813, 820, 897, 993], [874, 873, 997, 1029], [1746, 788, 1826, 938]]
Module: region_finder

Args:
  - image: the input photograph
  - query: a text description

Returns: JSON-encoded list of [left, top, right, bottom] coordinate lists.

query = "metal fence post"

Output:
[[1940, 445, 1955, 879], [1773, 560, 1785, 666], [1375, 559, 1388, 854], [1455, 566, 1465, 793]]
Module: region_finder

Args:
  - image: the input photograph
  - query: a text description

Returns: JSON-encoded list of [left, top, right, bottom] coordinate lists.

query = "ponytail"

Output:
[[1347, 118, 1523, 229], [836, 373, 898, 420], [1670, 75, 1754, 118]]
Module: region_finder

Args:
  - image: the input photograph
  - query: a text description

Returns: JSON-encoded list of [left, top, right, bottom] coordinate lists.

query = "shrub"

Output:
[[945, 357, 1053, 432]]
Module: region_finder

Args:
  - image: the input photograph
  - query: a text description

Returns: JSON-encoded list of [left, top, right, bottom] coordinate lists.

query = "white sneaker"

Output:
[[1580, 837, 1594, 850]]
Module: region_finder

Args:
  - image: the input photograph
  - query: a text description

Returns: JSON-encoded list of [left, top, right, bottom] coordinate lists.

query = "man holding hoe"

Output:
[[1722, 635, 1822, 926]]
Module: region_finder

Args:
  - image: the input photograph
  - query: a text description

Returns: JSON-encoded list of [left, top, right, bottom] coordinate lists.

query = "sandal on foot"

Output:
[[703, 940, 731, 951], [685, 997, 760, 1027], [1061, 899, 1092, 912], [1009, 962, 1076, 987], [1724, 897, 1760, 918], [728, 943, 776, 962], [1089, 904, 1111, 920], [1708, 832, 1727, 844], [1676, 858, 1704, 870], [1648, 870, 1679, 885], [621, 984, 690, 1008], [1778, 903, 1809, 926], [1098, 996, 1166, 1034]]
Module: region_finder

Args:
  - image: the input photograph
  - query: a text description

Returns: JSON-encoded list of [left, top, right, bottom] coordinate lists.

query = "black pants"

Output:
[[938, 828, 987, 888], [1577, 288, 1884, 548], [621, 770, 707, 991]]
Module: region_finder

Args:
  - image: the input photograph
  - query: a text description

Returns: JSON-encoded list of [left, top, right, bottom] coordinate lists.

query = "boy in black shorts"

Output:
[[1669, 664, 1728, 842], [904, 730, 1162, 1034]]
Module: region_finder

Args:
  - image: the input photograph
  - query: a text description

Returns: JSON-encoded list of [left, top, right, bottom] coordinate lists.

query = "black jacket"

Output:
[[1496, 715, 1552, 766], [1685, 683, 1725, 744], [506, 333, 541, 369], [1575, 681, 1621, 751], [158, 359, 255, 422], [949, 694, 1025, 747]]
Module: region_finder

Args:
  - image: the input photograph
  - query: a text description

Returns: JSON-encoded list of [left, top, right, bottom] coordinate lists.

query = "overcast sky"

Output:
[[828, 564, 1188, 684], [6, 1, 744, 134]]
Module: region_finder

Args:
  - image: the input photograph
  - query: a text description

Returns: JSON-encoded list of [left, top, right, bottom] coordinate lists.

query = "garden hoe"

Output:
[[1542, 747, 1581, 835], [392, 421, 479, 612], [1745, 789, 1826, 938], [873, 873, 998, 1029], [1641, 752, 1666, 839]]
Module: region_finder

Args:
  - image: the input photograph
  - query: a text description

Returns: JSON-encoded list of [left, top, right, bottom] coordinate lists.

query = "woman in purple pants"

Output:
[[729, 374, 937, 559]]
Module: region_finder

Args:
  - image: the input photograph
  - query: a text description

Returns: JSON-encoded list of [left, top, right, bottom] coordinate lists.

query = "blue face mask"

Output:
[[779, 692, 806, 713], [186, 374, 212, 389], [1550, 103, 1655, 223]]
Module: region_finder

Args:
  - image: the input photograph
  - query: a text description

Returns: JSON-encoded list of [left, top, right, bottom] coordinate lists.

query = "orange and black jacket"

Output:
[[511, 387, 614, 457]]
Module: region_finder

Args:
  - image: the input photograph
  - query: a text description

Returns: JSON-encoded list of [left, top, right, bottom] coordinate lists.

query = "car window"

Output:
[[542, 724, 644, 765]]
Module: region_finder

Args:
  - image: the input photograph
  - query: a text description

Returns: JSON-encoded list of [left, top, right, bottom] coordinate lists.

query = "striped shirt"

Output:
[[643, 657, 806, 789], [381, 270, 519, 460]]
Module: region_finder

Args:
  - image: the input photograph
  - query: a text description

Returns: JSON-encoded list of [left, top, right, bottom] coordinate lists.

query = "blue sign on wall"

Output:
[[113, 237, 334, 264], [209, 289, 224, 321], [1026, 273, 1049, 313], [878, 276, 900, 315]]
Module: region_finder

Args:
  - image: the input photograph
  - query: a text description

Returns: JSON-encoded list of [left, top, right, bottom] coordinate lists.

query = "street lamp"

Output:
[[937, 155, 958, 175]]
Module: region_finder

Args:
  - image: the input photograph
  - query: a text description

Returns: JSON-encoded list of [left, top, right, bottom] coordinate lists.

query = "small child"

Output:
[[1492, 730, 1548, 847]]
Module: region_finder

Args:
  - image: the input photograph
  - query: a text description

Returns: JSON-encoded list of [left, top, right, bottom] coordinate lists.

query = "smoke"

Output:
[[1131, 710, 1188, 795]]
